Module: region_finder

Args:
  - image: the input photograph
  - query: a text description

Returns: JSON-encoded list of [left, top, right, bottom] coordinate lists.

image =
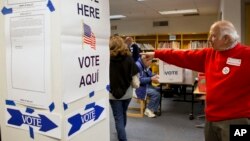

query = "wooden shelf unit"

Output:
[[133, 34, 157, 52], [130, 33, 208, 50], [182, 33, 209, 49]]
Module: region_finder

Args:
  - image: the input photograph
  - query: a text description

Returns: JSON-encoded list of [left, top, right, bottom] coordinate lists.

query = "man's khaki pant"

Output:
[[205, 118, 250, 141]]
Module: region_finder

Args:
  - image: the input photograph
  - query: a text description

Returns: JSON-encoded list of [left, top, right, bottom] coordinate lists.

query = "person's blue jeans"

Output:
[[146, 85, 160, 112], [110, 98, 131, 141]]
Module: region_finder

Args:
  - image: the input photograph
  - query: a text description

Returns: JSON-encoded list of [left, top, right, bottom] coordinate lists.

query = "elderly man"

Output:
[[125, 36, 141, 61], [141, 20, 250, 141]]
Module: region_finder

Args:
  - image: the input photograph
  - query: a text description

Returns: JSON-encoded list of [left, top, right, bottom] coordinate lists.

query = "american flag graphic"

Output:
[[83, 23, 96, 50]]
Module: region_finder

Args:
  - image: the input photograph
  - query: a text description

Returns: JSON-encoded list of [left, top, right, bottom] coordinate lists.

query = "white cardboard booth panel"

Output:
[[159, 60, 195, 85], [0, 0, 110, 140]]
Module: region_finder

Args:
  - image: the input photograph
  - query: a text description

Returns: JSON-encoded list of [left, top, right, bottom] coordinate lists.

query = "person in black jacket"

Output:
[[109, 35, 139, 141], [125, 36, 141, 61]]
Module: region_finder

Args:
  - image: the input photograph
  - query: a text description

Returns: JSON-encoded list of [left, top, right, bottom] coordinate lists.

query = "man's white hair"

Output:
[[214, 20, 239, 41]]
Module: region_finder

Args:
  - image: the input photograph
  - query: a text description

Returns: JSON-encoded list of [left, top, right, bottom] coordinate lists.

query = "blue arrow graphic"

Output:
[[47, 0, 55, 12], [68, 104, 104, 136], [7, 108, 23, 126], [94, 105, 104, 121], [1, 7, 12, 15], [39, 114, 58, 132], [7, 108, 58, 132], [68, 114, 82, 136]]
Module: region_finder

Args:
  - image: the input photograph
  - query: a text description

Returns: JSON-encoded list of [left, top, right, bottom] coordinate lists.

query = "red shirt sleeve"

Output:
[[154, 49, 208, 72]]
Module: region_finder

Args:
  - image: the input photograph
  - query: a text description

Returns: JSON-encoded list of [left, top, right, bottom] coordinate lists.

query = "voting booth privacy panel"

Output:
[[159, 60, 195, 85], [0, 0, 110, 141]]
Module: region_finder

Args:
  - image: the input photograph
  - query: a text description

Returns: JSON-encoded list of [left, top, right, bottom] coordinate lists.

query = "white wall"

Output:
[[112, 0, 244, 41], [220, 0, 242, 41], [111, 15, 218, 35]]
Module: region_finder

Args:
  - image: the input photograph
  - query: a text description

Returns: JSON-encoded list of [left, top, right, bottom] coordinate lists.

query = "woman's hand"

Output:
[[151, 74, 159, 83]]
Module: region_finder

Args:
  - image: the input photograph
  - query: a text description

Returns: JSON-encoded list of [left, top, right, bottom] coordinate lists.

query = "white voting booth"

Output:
[[0, 0, 110, 141], [159, 60, 195, 85]]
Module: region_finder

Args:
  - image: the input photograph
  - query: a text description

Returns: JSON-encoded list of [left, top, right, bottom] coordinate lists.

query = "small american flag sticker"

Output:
[[83, 22, 96, 50]]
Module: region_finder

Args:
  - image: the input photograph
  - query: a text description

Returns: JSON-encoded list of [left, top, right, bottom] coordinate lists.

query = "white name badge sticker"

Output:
[[226, 57, 241, 66]]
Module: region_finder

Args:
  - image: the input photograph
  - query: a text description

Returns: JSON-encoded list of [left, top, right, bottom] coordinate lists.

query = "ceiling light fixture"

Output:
[[159, 9, 198, 15], [110, 15, 126, 20]]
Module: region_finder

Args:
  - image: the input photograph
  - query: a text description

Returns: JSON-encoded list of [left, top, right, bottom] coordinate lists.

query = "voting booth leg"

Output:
[[189, 93, 195, 120]]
